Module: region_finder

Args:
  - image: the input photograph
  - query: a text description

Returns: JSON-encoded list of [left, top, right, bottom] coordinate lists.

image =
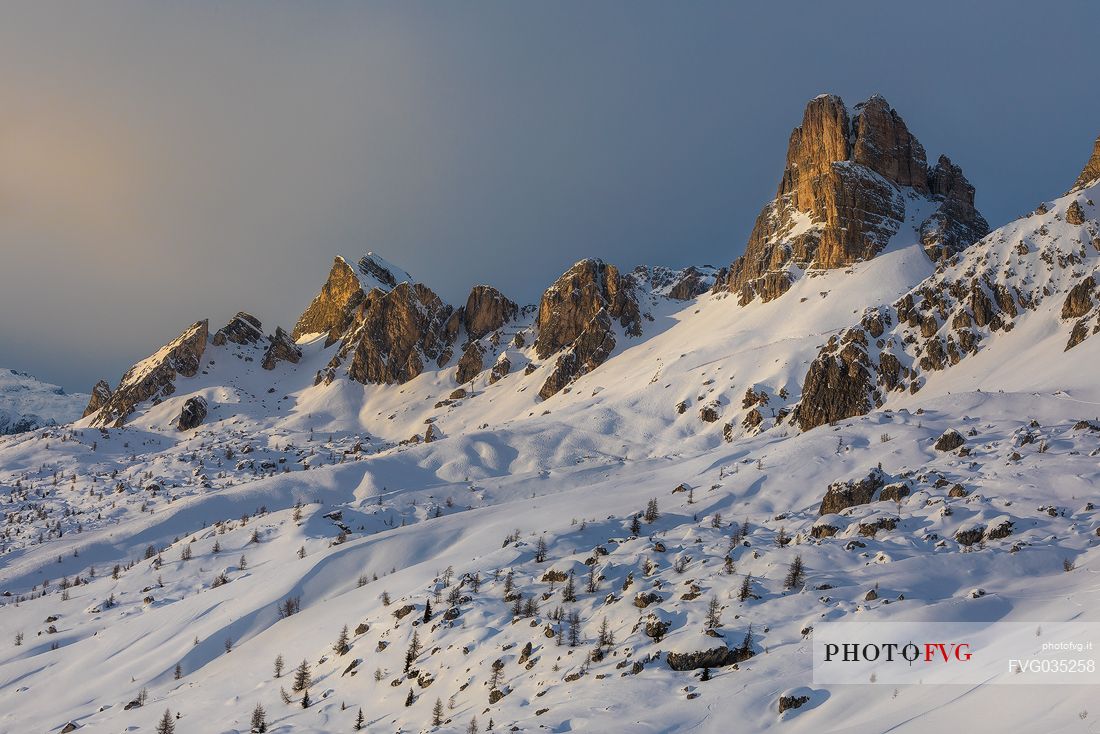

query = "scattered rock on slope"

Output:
[[934, 429, 965, 452], [489, 354, 512, 384], [778, 690, 812, 713], [819, 467, 888, 515], [1066, 200, 1087, 226], [666, 644, 751, 671], [177, 396, 208, 431]]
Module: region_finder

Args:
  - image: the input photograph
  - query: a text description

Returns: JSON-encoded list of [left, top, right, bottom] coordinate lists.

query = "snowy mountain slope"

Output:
[[0, 368, 88, 435], [3, 391, 1100, 733], [792, 178, 1100, 431]]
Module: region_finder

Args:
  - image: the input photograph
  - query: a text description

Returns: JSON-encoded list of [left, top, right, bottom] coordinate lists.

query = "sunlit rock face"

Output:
[[716, 94, 988, 305], [82, 379, 112, 418], [462, 285, 518, 341], [1071, 134, 1100, 193], [534, 258, 642, 399], [317, 282, 455, 387], [292, 257, 371, 345], [90, 320, 208, 428]]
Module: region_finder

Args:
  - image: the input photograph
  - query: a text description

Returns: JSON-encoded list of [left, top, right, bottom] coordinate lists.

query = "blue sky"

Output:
[[1, 1, 1098, 391]]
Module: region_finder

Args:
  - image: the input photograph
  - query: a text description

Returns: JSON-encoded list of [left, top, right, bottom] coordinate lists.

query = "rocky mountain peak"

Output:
[[292, 253, 418, 345], [291, 256, 368, 343], [776, 93, 852, 203], [921, 154, 988, 261], [850, 94, 929, 193], [535, 259, 640, 360], [81, 380, 113, 418], [717, 94, 988, 305], [462, 285, 519, 341], [1071, 134, 1100, 193], [355, 252, 414, 291], [212, 312, 264, 346], [318, 281, 455, 387], [534, 258, 643, 399], [89, 320, 209, 428]]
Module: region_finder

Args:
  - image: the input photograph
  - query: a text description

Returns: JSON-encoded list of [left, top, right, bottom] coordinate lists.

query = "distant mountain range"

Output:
[[0, 368, 87, 435]]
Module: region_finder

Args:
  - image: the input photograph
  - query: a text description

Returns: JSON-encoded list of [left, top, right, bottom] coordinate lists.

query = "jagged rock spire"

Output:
[[82, 380, 112, 418], [534, 259, 642, 399], [1071, 134, 1100, 192], [90, 320, 209, 428], [292, 257, 370, 344], [717, 94, 988, 305]]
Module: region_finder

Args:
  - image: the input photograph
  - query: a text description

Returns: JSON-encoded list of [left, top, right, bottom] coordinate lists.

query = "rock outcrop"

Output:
[[535, 259, 640, 358], [261, 327, 303, 370], [716, 95, 987, 305], [818, 467, 888, 515], [920, 155, 990, 261], [666, 644, 752, 671], [292, 257, 368, 343], [1061, 276, 1096, 320], [1071, 134, 1100, 193], [666, 267, 714, 300], [212, 312, 263, 346], [462, 285, 518, 340], [934, 429, 965, 452], [82, 380, 112, 418], [1067, 200, 1087, 226], [177, 396, 208, 431], [629, 265, 717, 301], [91, 321, 209, 428], [538, 309, 616, 400], [796, 329, 876, 431], [455, 342, 484, 385], [535, 260, 641, 398], [320, 282, 455, 386], [778, 692, 811, 714], [489, 354, 511, 384]]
